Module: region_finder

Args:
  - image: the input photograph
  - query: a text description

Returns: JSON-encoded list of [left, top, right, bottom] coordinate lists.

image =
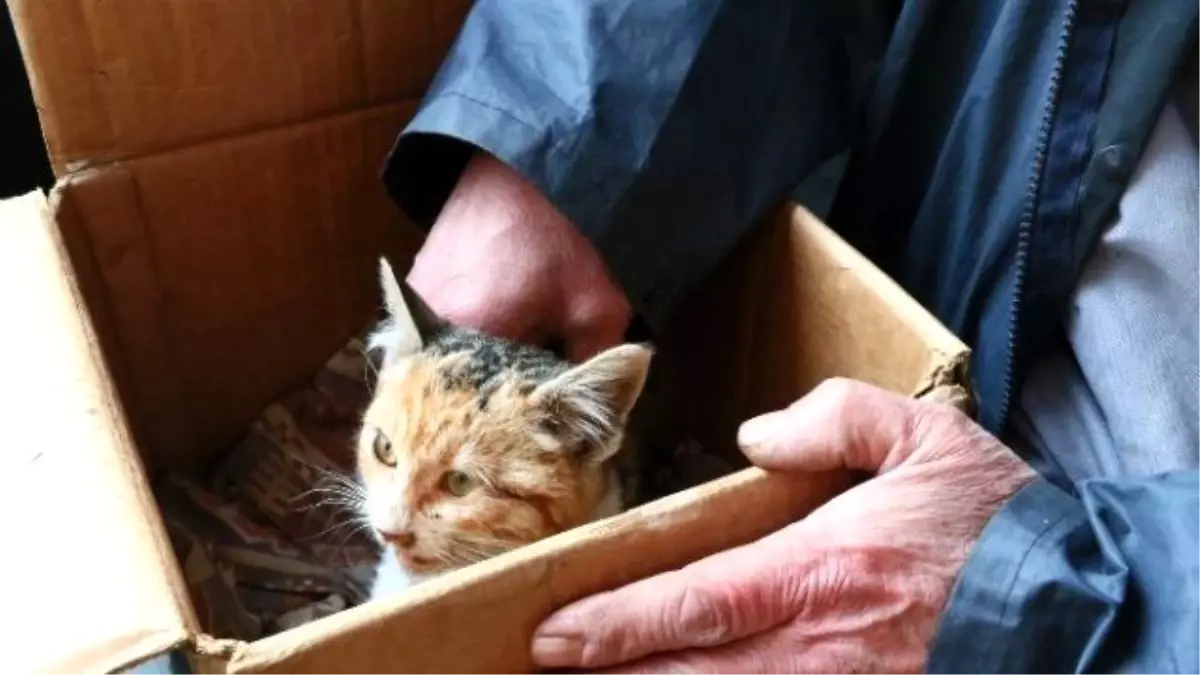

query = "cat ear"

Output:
[[530, 343, 654, 463], [369, 256, 447, 365]]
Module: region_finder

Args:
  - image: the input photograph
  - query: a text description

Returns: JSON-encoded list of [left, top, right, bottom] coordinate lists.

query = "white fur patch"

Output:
[[364, 457, 414, 537], [369, 547, 442, 600], [365, 316, 398, 356], [452, 443, 478, 469], [366, 316, 422, 368], [531, 431, 564, 452]]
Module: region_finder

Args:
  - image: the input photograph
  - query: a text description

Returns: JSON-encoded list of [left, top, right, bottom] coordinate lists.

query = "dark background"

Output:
[[1, 10, 53, 199]]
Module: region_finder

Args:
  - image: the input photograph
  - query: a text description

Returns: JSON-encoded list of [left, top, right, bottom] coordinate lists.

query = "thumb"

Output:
[[736, 378, 922, 475]]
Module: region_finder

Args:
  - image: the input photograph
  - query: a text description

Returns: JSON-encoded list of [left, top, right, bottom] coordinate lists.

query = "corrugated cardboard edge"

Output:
[[786, 206, 973, 412], [912, 351, 974, 415], [4, 0, 473, 175], [0, 190, 199, 674], [227, 467, 854, 673]]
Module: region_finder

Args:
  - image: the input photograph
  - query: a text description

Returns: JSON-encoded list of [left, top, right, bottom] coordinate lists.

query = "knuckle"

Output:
[[785, 556, 849, 622], [568, 292, 631, 333], [669, 585, 738, 647], [427, 291, 485, 324], [912, 397, 977, 443], [815, 377, 863, 405], [812, 377, 863, 420]]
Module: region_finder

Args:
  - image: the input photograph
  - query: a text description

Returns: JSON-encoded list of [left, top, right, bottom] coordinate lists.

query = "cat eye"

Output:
[[443, 470, 476, 497], [372, 431, 396, 466]]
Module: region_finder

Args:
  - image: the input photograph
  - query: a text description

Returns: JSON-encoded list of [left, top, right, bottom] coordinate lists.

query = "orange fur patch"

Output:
[[357, 353, 611, 573]]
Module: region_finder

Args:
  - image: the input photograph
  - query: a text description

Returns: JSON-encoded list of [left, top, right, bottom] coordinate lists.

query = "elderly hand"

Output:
[[531, 378, 1036, 673], [406, 152, 631, 361]]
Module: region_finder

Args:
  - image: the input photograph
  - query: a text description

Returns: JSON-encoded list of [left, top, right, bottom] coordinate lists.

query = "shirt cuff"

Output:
[[381, 92, 542, 233], [926, 476, 1115, 673]]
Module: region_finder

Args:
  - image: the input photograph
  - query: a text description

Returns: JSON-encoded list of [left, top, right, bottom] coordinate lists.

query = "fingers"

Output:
[[531, 534, 817, 669], [595, 624, 921, 672], [596, 629, 800, 674], [736, 378, 925, 475]]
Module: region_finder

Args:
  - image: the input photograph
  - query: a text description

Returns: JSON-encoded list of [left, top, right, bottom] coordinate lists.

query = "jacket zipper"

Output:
[[997, 0, 1079, 427]]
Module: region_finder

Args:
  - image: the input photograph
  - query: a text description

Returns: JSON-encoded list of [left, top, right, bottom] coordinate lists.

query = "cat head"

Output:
[[357, 257, 652, 578]]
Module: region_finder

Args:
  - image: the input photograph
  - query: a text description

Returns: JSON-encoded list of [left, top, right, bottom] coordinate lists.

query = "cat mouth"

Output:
[[393, 548, 439, 571]]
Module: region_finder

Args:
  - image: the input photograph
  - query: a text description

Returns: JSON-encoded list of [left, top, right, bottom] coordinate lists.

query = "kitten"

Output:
[[358, 258, 652, 600]]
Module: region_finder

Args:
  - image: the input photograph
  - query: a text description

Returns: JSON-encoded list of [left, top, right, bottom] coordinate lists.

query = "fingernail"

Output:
[[737, 412, 784, 449], [531, 634, 583, 667]]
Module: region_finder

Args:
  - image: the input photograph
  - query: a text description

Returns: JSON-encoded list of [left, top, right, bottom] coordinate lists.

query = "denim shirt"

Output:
[[1014, 100, 1198, 485], [383, 0, 1200, 671]]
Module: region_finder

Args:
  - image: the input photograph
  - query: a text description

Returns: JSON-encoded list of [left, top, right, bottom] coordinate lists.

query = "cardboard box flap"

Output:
[[53, 103, 422, 472], [7, 0, 472, 174], [1, 191, 196, 673], [229, 467, 853, 673]]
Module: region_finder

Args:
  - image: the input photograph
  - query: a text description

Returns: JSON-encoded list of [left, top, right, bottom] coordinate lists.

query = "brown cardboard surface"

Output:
[[655, 204, 971, 465], [229, 467, 854, 674], [0, 192, 197, 674], [55, 102, 423, 471], [745, 204, 967, 409], [6, 0, 471, 174]]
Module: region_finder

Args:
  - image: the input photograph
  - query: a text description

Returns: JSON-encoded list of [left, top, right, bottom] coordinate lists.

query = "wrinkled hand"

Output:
[[407, 152, 631, 361], [532, 379, 1036, 673]]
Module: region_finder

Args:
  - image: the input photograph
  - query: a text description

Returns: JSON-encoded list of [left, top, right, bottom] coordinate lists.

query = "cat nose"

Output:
[[379, 529, 417, 549]]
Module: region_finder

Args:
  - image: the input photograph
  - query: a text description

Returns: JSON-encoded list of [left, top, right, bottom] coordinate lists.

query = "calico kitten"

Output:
[[358, 258, 652, 600]]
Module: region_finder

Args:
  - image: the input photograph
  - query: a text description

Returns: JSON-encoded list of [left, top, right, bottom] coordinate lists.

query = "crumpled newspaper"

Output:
[[155, 338, 380, 641]]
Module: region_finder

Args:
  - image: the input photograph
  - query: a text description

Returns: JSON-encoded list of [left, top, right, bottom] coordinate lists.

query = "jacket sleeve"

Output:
[[381, 0, 888, 332], [928, 469, 1200, 674]]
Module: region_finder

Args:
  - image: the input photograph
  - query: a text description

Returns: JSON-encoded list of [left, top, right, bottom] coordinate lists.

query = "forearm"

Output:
[[383, 0, 880, 331], [928, 470, 1200, 673]]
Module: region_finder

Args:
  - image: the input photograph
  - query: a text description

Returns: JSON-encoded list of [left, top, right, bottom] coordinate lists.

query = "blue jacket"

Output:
[[382, 1, 1200, 671]]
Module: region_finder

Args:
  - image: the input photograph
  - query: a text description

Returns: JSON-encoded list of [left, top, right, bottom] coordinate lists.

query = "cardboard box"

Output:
[[3, 2, 971, 672]]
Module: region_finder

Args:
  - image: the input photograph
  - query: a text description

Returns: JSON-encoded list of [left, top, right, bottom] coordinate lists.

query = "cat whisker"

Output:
[[356, 343, 381, 382], [351, 348, 380, 396], [311, 469, 365, 489], [302, 515, 374, 542], [292, 493, 362, 508], [333, 521, 376, 548], [300, 482, 366, 499], [290, 470, 368, 506], [288, 457, 373, 497], [455, 532, 515, 549], [441, 535, 513, 565], [290, 487, 366, 510], [285, 454, 355, 478], [305, 494, 365, 511], [291, 484, 365, 502]]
